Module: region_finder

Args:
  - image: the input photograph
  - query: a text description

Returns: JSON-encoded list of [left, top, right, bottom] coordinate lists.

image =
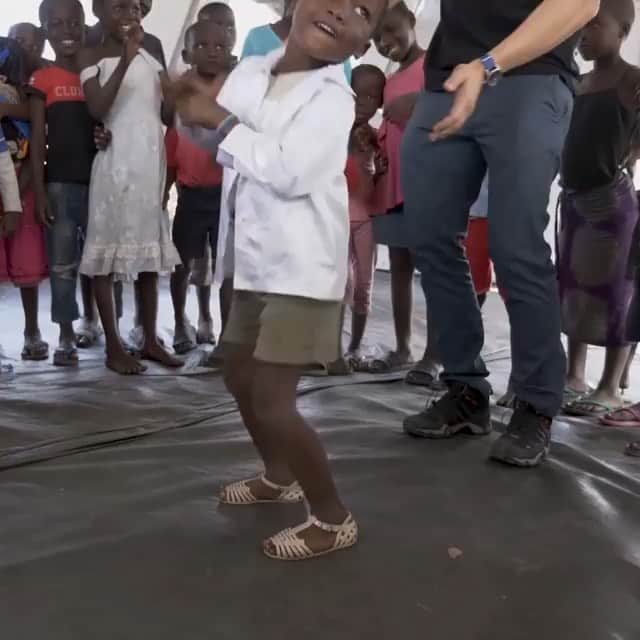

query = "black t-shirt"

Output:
[[28, 65, 96, 184], [426, 0, 579, 90], [85, 23, 167, 69]]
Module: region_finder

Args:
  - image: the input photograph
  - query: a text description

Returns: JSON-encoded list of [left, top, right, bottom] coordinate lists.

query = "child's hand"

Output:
[[34, 188, 53, 227], [94, 124, 112, 151], [0, 212, 20, 238], [168, 74, 232, 129], [123, 24, 143, 65], [373, 150, 388, 177], [383, 94, 417, 126]]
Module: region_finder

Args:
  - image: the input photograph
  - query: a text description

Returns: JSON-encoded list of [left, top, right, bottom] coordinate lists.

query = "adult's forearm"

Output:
[[490, 0, 599, 73]]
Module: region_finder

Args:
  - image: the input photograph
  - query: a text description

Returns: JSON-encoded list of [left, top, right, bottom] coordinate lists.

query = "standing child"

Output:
[[166, 15, 235, 354], [0, 37, 49, 362], [30, 0, 114, 366], [343, 64, 385, 360], [559, 0, 640, 417], [359, 1, 433, 382], [9, 23, 48, 74], [175, 0, 388, 559], [78, 0, 181, 375]]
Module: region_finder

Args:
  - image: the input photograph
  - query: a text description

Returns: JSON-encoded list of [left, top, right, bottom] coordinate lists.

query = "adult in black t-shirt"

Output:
[[399, 0, 599, 468]]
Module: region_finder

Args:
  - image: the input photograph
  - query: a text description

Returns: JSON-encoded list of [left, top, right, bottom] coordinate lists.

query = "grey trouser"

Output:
[[401, 75, 573, 416]]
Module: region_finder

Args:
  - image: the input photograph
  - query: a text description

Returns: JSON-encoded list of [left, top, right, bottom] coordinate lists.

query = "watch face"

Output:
[[487, 70, 500, 87]]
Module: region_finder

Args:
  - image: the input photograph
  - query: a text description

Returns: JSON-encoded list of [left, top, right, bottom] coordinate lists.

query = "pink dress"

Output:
[[375, 54, 425, 215]]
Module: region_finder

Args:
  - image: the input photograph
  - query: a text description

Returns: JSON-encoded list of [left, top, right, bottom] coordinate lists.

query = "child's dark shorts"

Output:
[[172, 184, 222, 267]]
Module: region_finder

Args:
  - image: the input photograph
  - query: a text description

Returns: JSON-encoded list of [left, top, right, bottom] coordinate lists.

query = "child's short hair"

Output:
[[39, 0, 86, 28], [198, 2, 234, 21], [602, 0, 636, 34], [351, 64, 386, 87], [8, 23, 46, 55]]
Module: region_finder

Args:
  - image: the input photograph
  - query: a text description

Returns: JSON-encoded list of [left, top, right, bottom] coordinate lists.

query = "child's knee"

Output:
[[223, 365, 251, 399]]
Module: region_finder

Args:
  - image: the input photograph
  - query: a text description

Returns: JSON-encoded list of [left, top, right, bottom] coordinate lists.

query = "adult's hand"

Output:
[[34, 188, 52, 227], [430, 60, 485, 142]]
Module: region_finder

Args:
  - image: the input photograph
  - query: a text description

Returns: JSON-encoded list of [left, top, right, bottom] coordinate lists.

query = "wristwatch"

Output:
[[480, 54, 502, 87]]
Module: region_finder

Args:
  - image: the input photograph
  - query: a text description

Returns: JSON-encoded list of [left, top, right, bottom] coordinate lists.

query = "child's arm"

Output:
[[0, 147, 22, 238], [160, 71, 175, 127], [163, 127, 178, 210], [383, 92, 419, 126], [217, 89, 355, 198], [0, 101, 30, 121], [78, 32, 141, 121], [29, 93, 49, 226]]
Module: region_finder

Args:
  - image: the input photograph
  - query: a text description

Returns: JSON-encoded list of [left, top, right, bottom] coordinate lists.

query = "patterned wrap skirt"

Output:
[[558, 172, 639, 347]]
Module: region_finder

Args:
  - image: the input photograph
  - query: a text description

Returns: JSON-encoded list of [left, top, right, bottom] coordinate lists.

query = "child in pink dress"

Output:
[[0, 37, 48, 361], [359, 2, 438, 386]]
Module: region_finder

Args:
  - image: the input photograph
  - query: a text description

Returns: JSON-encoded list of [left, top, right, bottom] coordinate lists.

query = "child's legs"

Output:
[[170, 263, 192, 328], [19, 286, 40, 336], [566, 338, 589, 391], [80, 275, 99, 324], [349, 221, 376, 352], [219, 278, 233, 334], [94, 275, 124, 352], [252, 361, 347, 523], [595, 345, 631, 399], [389, 247, 414, 356], [223, 345, 293, 486], [46, 183, 85, 341]]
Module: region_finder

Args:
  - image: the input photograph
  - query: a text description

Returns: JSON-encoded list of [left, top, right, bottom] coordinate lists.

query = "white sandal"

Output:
[[263, 514, 358, 561], [219, 475, 304, 505]]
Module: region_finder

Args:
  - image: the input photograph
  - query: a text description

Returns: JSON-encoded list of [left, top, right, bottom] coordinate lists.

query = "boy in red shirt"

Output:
[[166, 13, 235, 354]]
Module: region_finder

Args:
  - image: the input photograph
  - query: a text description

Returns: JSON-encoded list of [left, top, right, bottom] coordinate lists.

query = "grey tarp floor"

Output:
[[1, 274, 639, 640]]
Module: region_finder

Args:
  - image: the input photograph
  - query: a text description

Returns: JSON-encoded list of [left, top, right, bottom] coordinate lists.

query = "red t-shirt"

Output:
[[28, 65, 96, 185], [165, 127, 222, 188]]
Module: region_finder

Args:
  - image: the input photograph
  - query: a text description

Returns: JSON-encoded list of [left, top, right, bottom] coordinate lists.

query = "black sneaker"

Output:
[[403, 384, 491, 439], [490, 401, 552, 467]]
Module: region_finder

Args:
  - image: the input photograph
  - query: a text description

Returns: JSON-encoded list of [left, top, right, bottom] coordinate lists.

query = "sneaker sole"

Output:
[[490, 446, 550, 468], [404, 420, 491, 439]]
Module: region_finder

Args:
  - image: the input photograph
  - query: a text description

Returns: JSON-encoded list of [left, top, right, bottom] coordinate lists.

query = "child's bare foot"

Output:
[[142, 339, 184, 368], [197, 318, 216, 345], [263, 513, 358, 560], [106, 347, 148, 375]]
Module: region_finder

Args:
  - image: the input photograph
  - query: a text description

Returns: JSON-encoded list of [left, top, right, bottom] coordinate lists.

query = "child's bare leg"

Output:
[[566, 338, 589, 392], [252, 363, 347, 519], [253, 362, 349, 551], [348, 311, 367, 354], [389, 247, 414, 360], [588, 346, 630, 406], [219, 278, 233, 335], [80, 275, 99, 325], [94, 275, 145, 374], [621, 343, 636, 392], [20, 286, 40, 338], [196, 285, 215, 343], [223, 346, 294, 494], [138, 271, 182, 367], [170, 264, 196, 352]]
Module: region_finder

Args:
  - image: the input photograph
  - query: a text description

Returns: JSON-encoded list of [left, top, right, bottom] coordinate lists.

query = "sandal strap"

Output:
[[265, 514, 358, 560]]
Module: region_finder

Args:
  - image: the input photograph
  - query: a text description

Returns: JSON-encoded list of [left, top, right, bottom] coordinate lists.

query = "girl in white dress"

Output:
[[78, 0, 180, 374]]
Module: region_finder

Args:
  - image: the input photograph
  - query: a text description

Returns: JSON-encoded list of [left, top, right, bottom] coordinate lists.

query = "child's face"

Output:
[[374, 7, 415, 62], [198, 6, 237, 47], [579, 11, 627, 61], [352, 70, 384, 124], [8, 24, 43, 69], [103, 0, 142, 42], [290, 0, 387, 66], [191, 21, 235, 77], [46, 0, 85, 60]]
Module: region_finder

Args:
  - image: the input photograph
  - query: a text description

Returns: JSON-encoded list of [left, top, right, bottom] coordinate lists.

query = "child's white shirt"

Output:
[[214, 47, 355, 301]]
